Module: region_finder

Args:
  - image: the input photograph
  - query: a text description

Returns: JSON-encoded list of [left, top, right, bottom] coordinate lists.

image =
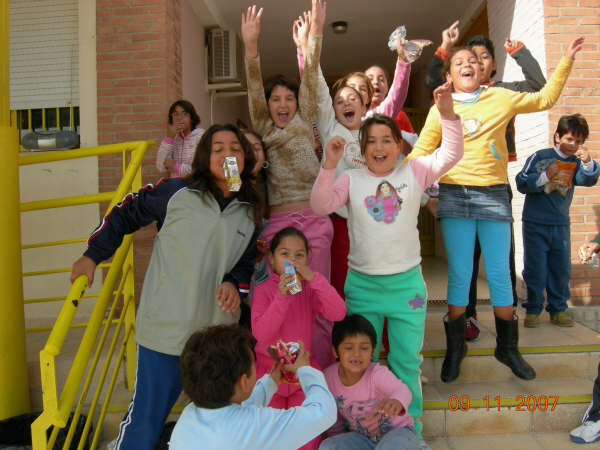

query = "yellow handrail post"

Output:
[[0, 0, 31, 419], [124, 155, 143, 390]]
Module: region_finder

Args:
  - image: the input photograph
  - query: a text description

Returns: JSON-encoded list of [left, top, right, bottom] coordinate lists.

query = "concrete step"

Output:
[[426, 431, 596, 450], [420, 306, 600, 382], [422, 378, 591, 438]]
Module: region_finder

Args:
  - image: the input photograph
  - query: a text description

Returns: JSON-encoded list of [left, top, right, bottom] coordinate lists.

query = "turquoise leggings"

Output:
[[440, 217, 512, 307], [344, 266, 427, 439]]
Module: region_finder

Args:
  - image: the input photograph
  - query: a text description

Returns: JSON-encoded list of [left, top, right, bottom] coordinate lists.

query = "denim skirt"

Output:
[[436, 183, 513, 223]]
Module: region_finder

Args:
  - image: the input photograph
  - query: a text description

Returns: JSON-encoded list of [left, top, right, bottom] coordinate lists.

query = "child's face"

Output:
[[244, 133, 265, 176], [346, 75, 370, 107], [209, 131, 245, 191], [365, 66, 388, 107], [363, 124, 402, 175], [555, 131, 585, 156], [334, 333, 374, 377], [171, 106, 192, 134], [446, 50, 480, 93], [269, 236, 308, 276], [268, 85, 298, 128], [380, 183, 390, 195], [470, 45, 496, 83], [333, 87, 365, 130]]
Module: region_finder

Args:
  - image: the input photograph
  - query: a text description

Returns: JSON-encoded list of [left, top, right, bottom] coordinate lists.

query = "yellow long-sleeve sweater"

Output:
[[409, 56, 573, 186]]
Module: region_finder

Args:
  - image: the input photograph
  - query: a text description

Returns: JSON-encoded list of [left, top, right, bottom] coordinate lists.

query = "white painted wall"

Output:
[[487, 0, 548, 296], [182, 0, 250, 129], [20, 0, 100, 325]]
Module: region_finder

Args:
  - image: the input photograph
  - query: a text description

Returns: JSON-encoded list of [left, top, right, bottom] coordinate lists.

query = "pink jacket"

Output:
[[251, 272, 346, 396], [324, 362, 414, 438], [155, 127, 205, 177]]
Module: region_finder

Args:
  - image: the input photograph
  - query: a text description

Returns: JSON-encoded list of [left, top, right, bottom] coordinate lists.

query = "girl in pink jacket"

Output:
[[251, 226, 346, 450]]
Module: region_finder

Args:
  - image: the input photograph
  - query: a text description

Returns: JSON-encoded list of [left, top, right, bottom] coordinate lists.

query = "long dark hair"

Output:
[[184, 124, 264, 228]]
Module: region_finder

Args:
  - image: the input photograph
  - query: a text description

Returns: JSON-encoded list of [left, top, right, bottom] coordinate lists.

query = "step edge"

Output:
[[420, 344, 600, 358], [423, 394, 592, 410]]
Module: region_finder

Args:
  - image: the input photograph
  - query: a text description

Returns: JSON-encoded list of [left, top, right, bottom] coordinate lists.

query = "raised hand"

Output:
[[241, 5, 264, 59], [323, 136, 346, 170], [309, 0, 326, 37], [396, 37, 408, 62], [441, 20, 460, 51], [433, 81, 458, 121], [504, 38, 521, 53], [576, 145, 591, 164], [292, 11, 311, 52], [566, 36, 585, 60]]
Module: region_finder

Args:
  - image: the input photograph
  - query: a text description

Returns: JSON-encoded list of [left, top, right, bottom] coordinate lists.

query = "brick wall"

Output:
[[96, 0, 182, 296], [543, 0, 600, 304]]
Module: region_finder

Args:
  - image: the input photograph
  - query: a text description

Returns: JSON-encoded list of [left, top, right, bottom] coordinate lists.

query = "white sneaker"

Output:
[[570, 420, 600, 443]]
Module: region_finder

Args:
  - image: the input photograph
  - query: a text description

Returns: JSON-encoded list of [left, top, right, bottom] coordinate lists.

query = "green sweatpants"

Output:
[[344, 266, 427, 438]]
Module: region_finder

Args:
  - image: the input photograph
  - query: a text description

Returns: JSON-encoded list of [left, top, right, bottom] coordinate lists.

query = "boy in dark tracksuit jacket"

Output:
[[425, 22, 547, 340], [516, 114, 598, 328]]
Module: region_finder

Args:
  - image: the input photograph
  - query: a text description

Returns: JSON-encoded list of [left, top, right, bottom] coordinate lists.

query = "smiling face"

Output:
[[365, 66, 388, 107], [268, 85, 297, 128], [333, 87, 366, 130], [209, 130, 245, 195], [470, 45, 496, 83], [268, 235, 308, 276], [555, 131, 585, 157], [446, 49, 481, 93], [346, 75, 371, 108], [334, 333, 374, 384], [363, 124, 402, 175]]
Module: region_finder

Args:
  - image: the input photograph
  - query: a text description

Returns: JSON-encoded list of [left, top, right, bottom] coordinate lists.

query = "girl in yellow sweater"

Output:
[[409, 36, 585, 383]]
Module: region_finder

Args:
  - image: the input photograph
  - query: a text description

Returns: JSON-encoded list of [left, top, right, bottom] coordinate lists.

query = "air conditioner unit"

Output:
[[208, 28, 238, 82]]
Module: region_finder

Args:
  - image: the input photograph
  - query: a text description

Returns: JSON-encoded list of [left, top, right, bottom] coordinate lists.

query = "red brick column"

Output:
[[544, 0, 600, 304], [96, 0, 182, 295]]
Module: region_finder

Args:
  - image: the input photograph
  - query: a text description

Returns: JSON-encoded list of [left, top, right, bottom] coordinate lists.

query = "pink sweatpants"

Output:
[[260, 209, 335, 369]]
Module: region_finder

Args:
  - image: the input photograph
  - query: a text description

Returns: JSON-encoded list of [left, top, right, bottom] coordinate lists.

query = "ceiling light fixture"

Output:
[[331, 21, 348, 34]]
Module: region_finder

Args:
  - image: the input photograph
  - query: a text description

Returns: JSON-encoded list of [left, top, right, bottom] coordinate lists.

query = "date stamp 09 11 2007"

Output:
[[448, 395, 560, 412]]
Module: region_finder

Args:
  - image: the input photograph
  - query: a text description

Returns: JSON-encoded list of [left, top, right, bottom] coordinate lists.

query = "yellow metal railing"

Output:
[[27, 140, 153, 450]]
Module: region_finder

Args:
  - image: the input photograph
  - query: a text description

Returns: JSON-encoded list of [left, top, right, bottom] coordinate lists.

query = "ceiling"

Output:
[[195, 0, 486, 80]]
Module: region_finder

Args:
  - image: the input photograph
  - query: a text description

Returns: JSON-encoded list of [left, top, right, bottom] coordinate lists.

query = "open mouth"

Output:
[[460, 70, 475, 80], [343, 110, 356, 122], [373, 155, 387, 163], [277, 112, 289, 122]]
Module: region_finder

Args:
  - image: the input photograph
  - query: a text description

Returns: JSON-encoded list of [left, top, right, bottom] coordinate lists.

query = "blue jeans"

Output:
[[114, 345, 182, 450], [441, 217, 513, 307], [319, 427, 420, 450], [522, 221, 570, 315]]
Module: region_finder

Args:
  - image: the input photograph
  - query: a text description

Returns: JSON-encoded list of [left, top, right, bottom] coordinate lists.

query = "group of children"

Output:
[[67, 0, 596, 448]]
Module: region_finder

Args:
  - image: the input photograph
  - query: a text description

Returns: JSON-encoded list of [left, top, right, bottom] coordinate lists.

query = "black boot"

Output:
[[494, 315, 536, 380], [441, 313, 467, 383]]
